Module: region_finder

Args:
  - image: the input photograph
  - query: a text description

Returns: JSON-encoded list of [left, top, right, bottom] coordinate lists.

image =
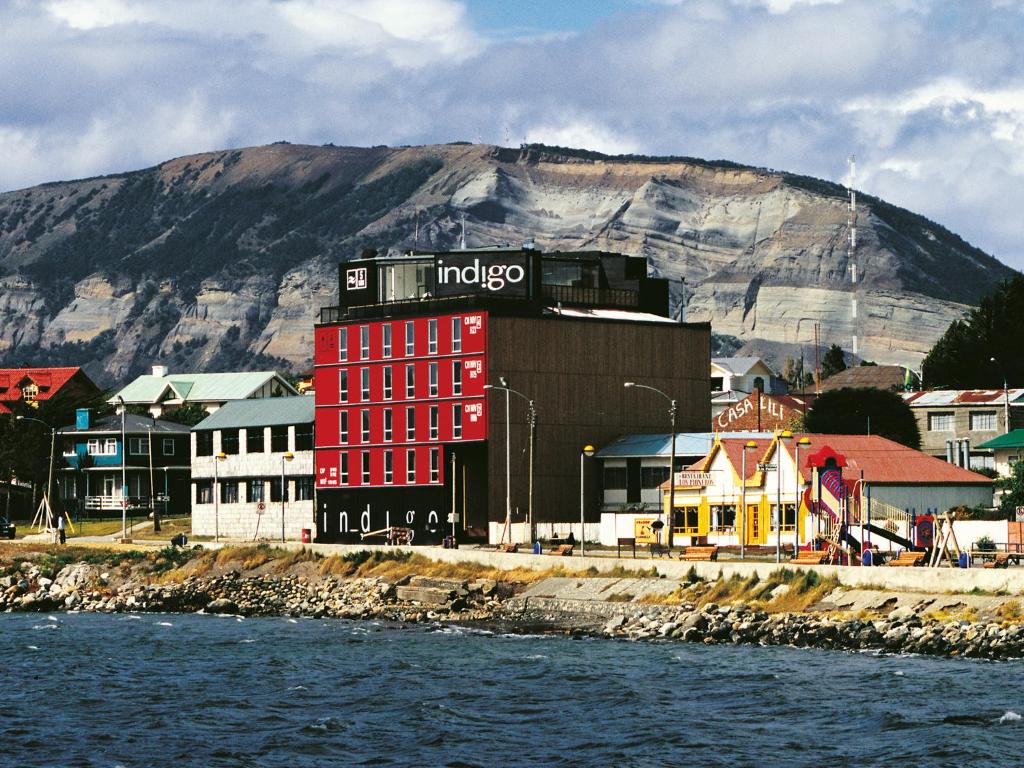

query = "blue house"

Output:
[[57, 409, 192, 516]]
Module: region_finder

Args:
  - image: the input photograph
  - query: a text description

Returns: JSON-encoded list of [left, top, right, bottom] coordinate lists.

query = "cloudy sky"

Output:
[[2, 0, 1023, 268]]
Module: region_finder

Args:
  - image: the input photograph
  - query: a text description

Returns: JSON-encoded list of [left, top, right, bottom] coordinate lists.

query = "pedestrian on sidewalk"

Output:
[[57, 514, 66, 545]]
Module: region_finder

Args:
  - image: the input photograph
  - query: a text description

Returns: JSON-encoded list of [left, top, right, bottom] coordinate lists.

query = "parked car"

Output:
[[0, 516, 15, 539]]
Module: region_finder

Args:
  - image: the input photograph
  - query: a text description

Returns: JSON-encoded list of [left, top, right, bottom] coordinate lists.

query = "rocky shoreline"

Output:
[[5, 556, 1024, 660]]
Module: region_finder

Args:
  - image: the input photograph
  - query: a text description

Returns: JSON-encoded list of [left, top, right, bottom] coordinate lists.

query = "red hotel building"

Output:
[[314, 247, 709, 544]]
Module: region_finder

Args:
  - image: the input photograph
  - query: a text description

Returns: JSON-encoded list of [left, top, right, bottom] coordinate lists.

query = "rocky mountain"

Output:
[[0, 142, 1014, 386]]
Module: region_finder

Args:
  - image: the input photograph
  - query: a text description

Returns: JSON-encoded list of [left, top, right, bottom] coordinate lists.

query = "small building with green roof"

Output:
[[976, 429, 1024, 477]]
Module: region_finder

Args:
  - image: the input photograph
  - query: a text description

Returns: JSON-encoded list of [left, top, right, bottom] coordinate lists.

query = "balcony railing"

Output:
[[82, 495, 165, 511]]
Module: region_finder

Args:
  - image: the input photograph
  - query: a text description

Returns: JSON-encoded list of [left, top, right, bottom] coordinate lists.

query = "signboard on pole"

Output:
[[256, 502, 266, 515], [757, 463, 777, 472], [1016, 506, 1024, 523]]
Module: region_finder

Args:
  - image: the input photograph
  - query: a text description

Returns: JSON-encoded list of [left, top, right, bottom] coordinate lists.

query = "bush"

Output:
[[976, 536, 996, 552]]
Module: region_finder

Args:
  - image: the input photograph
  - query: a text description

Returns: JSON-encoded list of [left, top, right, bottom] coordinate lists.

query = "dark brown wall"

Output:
[[486, 317, 710, 526]]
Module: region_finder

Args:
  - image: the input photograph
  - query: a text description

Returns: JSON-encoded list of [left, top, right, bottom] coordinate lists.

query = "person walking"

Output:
[[57, 514, 66, 545]]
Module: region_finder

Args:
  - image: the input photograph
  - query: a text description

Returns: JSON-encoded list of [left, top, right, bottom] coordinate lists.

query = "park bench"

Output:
[[679, 546, 719, 562], [984, 553, 1011, 569], [886, 551, 926, 567], [617, 537, 637, 558], [790, 550, 829, 565], [549, 544, 574, 556], [649, 542, 671, 558], [497, 543, 519, 553]]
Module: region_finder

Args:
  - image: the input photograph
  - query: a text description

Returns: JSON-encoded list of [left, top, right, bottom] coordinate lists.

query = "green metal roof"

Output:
[[976, 429, 1024, 450], [192, 396, 314, 431], [112, 371, 296, 404]]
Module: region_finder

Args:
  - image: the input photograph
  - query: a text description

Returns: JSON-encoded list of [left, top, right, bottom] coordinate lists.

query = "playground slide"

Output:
[[840, 527, 861, 555], [862, 522, 921, 552]]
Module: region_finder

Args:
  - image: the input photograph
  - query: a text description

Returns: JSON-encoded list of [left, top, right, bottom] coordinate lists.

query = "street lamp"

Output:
[[281, 451, 294, 542], [990, 357, 1010, 434], [776, 431, 792, 564], [795, 436, 811, 557], [16, 415, 56, 528], [740, 440, 757, 559], [580, 444, 595, 555], [484, 382, 536, 543], [214, 451, 226, 542], [116, 395, 127, 539], [483, 377, 513, 544], [624, 382, 677, 549]]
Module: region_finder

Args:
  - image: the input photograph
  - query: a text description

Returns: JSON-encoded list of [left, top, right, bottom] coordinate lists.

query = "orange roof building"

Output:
[[0, 367, 101, 414]]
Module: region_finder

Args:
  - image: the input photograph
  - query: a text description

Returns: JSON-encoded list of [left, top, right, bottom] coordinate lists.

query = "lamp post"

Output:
[[580, 444, 595, 556], [116, 395, 127, 539], [740, 440, 757, 559], [484, 382, 536, 543], [776, 431, 792, 564], [483, 377, 513, 543], [281, 451, 294, 542], [990, 357, 1010, 434], [624, 382, 677, 549], [214, 451, 226, 542], [795, 436, 810, 557], [16, 415, 56, 527]]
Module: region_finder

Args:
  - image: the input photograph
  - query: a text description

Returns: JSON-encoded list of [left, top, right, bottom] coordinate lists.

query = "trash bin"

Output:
[[959, 550, 969, 569], [862, 549, 873, 567], [301, 528, 311, 544], [533, 541, 542, 555]]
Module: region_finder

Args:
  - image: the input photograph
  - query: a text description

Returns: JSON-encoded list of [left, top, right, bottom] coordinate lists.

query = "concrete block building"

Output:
[[191, 398, 315, 541]]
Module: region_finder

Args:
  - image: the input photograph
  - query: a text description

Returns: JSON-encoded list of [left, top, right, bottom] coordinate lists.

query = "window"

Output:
[[640, 466, 670, 488], [452, 361, 462, 395], [221, 480, 239, 504], [339, 369, 349, 402], [718, 505, 737, 531], [196, 431, 213, 457], [383, 366, 392, 399], [383, 409, 393, 442], [339, 328, 348, 361], [428, 319, 437, 354], [710, 376, 724, 392], [429, 406, 438, 439], [105, 437, 117, 455], [406, 364, 415, 398], [295, 423, 313, 451], [294, 477, 314, 501], [673, 506, 699, 532], [247, 480, 265, 503], [271, 425, 289, 452], [603, 466, 628, 490], [406, 449, 416, 483], [406, 407, 416, 441], [452, 405, 462, 439], [361, 410, 371, 442], [360, 325, 370, 359], [246, 428, 265, 453], [340, 453, 349, 484], [88, 437, 118, 456], [22, 383, 38, 402], [128, 437, 150, 455], [361, 452, 371, 484], [270, 478, 288, 502], [429, 362, 438, 397], [970, 411, 997, 432], [382, 324, 392, 357], [430, 448, 439, 483], [195, 480, 213, 504], [339, 411, 349, 443], [62, 439, 76, 456], [360, 368, 370, 400], [384, 451, 393, 484], [405, 321, 415, 356], [451, 317, 461, 352], [928, 412, 954, 432], [971, 453, 995, 471], [221, 429, 240, 455]]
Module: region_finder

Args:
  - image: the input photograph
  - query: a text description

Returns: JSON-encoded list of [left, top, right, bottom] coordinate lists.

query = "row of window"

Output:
[[340, 317, 462, 361], [63, 437, 177, 457], [338, 404, 462, 445], [195, 424, 312, 456], [671, 504, 797, 532], [195, 477, 314, 504], [602, 466, 669, 490], [927, 411, 998, 432], [334, 448, 442, 485], [339, 360, 463, 403]]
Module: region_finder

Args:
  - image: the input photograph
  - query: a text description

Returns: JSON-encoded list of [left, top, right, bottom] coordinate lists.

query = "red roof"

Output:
[[0, 367, 88, 413]]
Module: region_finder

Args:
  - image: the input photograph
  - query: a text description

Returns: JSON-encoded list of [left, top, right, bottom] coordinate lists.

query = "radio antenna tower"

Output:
[[847, 154, 858, 358]]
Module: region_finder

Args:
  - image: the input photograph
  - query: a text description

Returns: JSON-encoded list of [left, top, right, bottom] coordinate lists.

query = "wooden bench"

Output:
[[679, 546, 718, 562], [549, 544, 574, 556], [649, 542, 671, 558], [616, 537, 637, 558], [790, 550, 829, 565], [886, 551, 926, 567], [496, 542, 519, 553], [984, 553, 1011, 569]]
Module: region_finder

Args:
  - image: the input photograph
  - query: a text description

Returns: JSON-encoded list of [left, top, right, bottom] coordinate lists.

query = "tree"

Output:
[[820, 344, 847, 380], [782, 357, 814, 391], [999, 460, 1024, 519], [922, 273, 1024, 389], [804, 387, 921, 449], [160, 403, 210, 427]]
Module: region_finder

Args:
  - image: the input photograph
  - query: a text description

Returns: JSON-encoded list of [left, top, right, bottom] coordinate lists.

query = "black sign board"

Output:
[[433, 252, 531, 298], [339, 258, 379, 309]]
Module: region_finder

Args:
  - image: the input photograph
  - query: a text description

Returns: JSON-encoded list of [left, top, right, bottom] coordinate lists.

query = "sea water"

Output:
[[3, 612, 1023, 767]]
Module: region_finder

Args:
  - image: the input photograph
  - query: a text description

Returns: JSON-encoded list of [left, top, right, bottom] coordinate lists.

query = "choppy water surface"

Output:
[[3, 612, 1024, 767]]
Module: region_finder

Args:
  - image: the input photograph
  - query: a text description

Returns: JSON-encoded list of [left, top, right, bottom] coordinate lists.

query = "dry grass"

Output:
[[997, 600, 1023, 621], [764, 571, 839, 614], [317, 551, 565, 583]]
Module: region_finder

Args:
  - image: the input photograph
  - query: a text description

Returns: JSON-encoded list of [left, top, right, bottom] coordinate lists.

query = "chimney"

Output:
[[152, 365, 168, 378], [75, 408, 90, 430]]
